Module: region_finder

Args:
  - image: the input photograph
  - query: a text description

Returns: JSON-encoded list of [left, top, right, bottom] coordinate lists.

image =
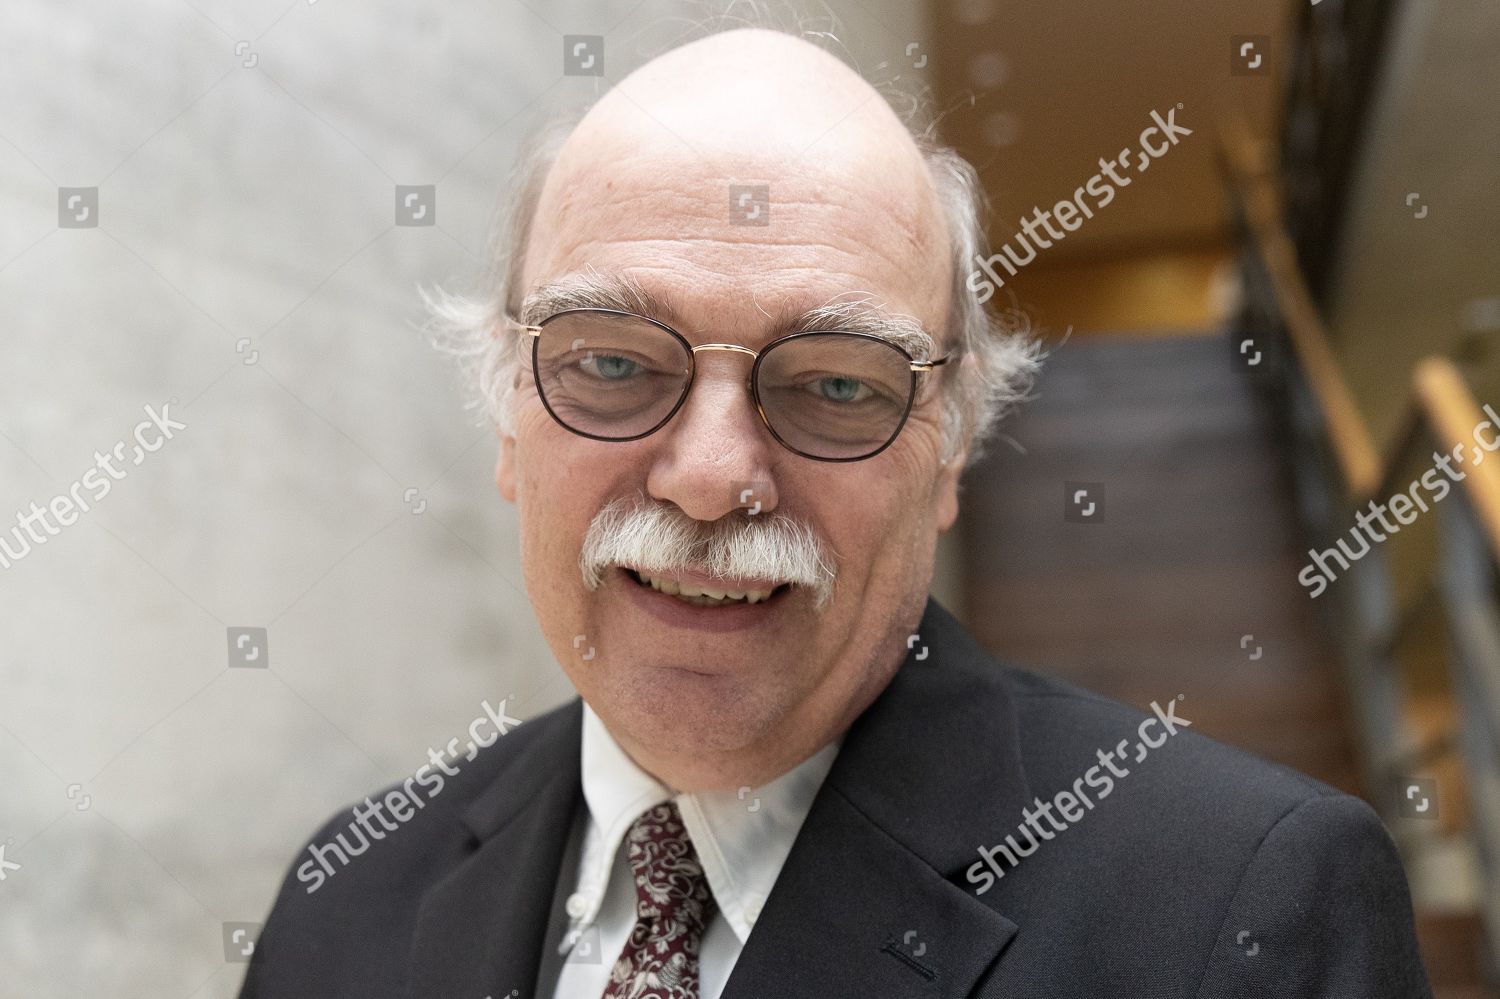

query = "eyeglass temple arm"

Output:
[[502, 314, 541, 338], [911, 353, 952, 373]]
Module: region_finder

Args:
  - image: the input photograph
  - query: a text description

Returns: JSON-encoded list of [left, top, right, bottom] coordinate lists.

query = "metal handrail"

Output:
[[1409, 359, 1500, 560], [1217, 117, 1383, 499], [1220, 118, 1500, 560]]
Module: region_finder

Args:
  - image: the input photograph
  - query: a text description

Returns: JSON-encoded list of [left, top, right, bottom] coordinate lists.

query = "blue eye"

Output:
[[583, 354, 640, 380], [813, 376, 869, 403]]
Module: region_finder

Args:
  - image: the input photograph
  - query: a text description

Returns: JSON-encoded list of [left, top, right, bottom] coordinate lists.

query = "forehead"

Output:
[[522, 130, 952, 341]]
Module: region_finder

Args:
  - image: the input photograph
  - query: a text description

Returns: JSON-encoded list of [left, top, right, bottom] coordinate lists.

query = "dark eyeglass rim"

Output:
[[505, 307, 952, 462]]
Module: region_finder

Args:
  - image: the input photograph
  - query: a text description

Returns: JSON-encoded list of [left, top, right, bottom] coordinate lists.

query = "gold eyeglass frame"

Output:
[[504, 307, 952, 462]]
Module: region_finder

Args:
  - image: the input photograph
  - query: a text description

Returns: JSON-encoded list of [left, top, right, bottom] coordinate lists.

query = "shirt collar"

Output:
[[571, 702, 840, 943]]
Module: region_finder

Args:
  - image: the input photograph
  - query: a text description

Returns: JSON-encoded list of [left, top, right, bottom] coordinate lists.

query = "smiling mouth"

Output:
[[621, 567, 792, 607]]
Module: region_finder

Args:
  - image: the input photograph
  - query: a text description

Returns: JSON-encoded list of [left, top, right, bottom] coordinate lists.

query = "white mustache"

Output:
[[579, 493, 837, 608]]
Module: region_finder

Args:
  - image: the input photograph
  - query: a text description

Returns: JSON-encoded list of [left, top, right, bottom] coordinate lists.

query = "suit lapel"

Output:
[[404, 700, 583, 999], [722, 598, 1030, 999]]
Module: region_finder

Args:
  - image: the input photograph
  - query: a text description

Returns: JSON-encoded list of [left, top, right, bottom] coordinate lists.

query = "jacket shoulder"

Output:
[[1002, 665, 1342, 819], [239, 697, 581, 994]]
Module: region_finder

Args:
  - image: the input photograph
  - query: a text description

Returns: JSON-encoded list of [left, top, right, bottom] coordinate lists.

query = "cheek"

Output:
[[873, 437, 953, 565], [511, 413, 593, 585], [814, 456, 944, 589], [511, 404, 657, 593]]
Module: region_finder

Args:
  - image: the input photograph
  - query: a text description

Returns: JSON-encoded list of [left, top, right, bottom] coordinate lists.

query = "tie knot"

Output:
[[624, 801, 715, 931]]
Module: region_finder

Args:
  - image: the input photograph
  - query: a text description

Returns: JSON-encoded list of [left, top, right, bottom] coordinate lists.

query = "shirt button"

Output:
[[744, 900, 762, 926], [566, 893, 589, 919]]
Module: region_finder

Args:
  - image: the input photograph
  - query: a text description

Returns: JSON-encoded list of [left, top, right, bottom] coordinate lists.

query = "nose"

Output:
[[644, 355, 780, 522]]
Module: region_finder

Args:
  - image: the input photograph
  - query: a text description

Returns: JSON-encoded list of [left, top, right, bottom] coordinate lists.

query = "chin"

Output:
[[600, 666, 783, 758]]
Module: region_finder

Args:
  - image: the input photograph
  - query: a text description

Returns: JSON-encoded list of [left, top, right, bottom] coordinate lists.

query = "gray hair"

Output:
[[426, 4, 1042, 469]]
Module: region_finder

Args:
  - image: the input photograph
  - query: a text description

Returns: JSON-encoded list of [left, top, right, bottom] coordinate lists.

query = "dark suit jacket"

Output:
[[240, 598, 1432, 998]]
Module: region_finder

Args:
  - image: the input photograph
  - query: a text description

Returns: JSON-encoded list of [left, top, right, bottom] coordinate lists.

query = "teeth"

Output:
[[635, 571, 775, 606]]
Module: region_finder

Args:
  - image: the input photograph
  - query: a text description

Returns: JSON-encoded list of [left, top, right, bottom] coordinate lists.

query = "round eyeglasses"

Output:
[[505, 308, 952, 462]]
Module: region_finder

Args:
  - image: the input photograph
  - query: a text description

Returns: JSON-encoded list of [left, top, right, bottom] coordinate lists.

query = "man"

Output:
[[241, 23, 1432, 999]]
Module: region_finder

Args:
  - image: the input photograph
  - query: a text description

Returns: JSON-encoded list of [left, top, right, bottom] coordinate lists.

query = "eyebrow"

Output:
[[518, 272, 943, 361], [519, 272, 678, 328]]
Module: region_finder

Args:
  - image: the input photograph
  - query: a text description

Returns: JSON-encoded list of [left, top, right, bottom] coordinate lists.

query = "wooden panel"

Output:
[[959, 332, 1361, 792]]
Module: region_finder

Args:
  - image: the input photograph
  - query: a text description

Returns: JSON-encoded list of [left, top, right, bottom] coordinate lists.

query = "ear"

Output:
[[933, 447, 965, 533], [495, 428, 518, 503]]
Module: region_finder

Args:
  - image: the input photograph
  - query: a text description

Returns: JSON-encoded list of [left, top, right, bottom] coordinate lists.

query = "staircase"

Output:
[[957, 330, 1496, 995], [960, 331, 1359, 788]]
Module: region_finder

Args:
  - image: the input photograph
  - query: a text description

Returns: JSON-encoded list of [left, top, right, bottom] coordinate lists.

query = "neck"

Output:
[[620, 734, 829, 794]]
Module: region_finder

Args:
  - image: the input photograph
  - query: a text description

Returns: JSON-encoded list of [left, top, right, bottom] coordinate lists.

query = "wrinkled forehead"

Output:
[[521, 89, 953, 344]]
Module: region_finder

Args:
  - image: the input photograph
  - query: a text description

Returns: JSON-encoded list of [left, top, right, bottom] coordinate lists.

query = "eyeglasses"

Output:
[[504, 308, 952, 462]]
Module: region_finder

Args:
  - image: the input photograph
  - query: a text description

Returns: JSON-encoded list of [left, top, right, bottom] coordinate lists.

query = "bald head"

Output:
[[522, 28, 952, 342], [582, 28, 931, 172]]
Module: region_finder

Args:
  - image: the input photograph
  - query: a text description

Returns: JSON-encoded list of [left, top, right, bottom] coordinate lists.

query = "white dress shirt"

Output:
[[550, 703, 840, 999]]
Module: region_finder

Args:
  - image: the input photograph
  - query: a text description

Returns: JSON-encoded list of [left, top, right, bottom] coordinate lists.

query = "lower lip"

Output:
[[615, 567, 791, 633]]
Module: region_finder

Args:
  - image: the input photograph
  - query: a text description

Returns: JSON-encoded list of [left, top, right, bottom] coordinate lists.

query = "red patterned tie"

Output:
[[601, 801, 717, 999]]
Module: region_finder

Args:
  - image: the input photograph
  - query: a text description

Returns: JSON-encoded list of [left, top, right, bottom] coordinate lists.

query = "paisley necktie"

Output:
[[600, 801, 717, 999]]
